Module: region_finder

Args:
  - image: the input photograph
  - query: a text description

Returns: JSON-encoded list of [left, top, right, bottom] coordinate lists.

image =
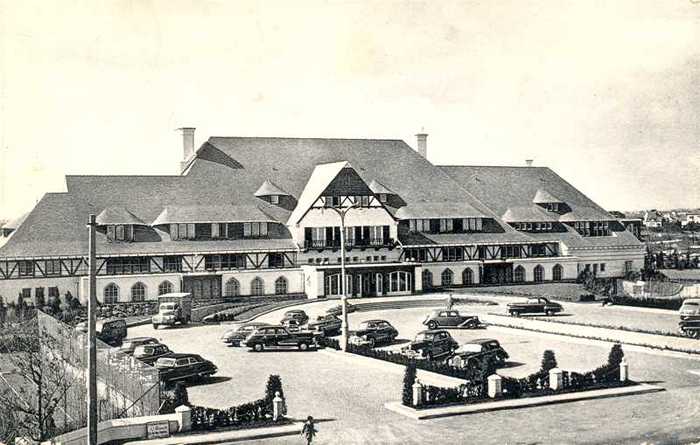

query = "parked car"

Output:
[[307, 315, 342, 336], [422, 310, 481, 329], [678, 319, 700, 338], [133, 343, 174, 365], [326, 303, 356, 317], [221, 322, 270, 346], [281, 318, 306, 333], [76, 318, 128, 346], [446, 338, 509, 369], [680, 299, 700, 320], [349, 319, 398, 347], [118, 337, 160, 355], [507, 297, 563, 316], [244, 325, 317, 352], [402, 330, 458, 360], [280, 310, 309, 325], [154, 353, 217, 383]]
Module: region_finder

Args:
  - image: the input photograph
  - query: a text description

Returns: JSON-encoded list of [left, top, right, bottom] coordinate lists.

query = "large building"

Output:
[[0, 130, 644, 304]]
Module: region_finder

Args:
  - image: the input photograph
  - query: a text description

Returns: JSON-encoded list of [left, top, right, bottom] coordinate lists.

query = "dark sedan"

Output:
[[244, 326, 317, 352], [133, 343, 174, 365], [507, 297, 563, 316], [326, 303, 356, 317], [402, 330, 458, 360], [446, 338, 509, 369], [155, 353, 217, 383], [118, 337, 160, 356], [221, 322, 270, 346], [280, 310, 309, 325], [349, 319, 398, 347], [423, 310, 481, 329]]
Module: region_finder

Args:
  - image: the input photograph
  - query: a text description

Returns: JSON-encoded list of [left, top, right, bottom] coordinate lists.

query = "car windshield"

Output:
[[526, 299, 539, 304], [122, 342, 134, 349], [161, 303, 177, 310], [414, 333, 433, 342], [138, 346, 155, 354], [156, 358, 176, 367]]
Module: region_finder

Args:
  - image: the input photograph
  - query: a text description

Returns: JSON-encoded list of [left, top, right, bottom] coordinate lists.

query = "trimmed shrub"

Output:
[[608, 344, 624, 367], [541, 350, 558, 373], [402, 361, 417, 406], [265, 375, 284, 405]]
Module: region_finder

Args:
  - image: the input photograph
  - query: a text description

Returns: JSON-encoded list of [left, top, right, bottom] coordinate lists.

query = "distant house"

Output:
[[682, 213, 700, 227], [643, 210, 663, 229]]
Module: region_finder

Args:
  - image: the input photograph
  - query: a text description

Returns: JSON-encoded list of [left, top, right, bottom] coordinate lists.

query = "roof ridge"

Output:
[[439, 165, 550, 169], [208, 136, 405, 142]]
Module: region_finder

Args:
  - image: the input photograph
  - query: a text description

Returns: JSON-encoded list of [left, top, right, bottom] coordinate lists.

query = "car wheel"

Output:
[[428, 321, 438, 330], [299, 342, 309, 351], [368, 337, 376, 348], [545, 310, 554, 316], [152, 324, 159, 329], [254, 343, 264, 352], [467, 358, 480, 369], [466, 319, 477, 329], [510, 311, 520, 317]]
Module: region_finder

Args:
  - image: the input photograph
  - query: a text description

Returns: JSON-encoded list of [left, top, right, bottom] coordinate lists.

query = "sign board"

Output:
[[146, 421, 170, 439]]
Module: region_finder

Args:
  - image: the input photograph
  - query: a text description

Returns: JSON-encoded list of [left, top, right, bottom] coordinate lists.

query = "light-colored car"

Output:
[[680, 299, 700, 320]]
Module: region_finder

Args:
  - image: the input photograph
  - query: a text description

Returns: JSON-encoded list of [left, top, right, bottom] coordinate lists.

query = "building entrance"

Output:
[[482, 263, 513, 285], [183, 275, 221, 299]]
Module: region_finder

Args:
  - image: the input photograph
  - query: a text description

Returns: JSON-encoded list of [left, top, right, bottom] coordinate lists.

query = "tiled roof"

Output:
[[151, 205, 277, 225], [501, 206, 557, 223], [532, 189, 563, 204], [400, 230, 534, 246], [96, 206, 145, 226], [439, 166, 612, 221], [368, 179, 395, 195], [254, 180, 290, 197]]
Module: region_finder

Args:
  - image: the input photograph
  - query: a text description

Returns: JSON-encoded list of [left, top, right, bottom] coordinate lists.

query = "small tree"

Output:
[[608, 344, 624, 367], [264, 375, 284, 404], [541, 350, 558, 373], [402, 361, 417, 406], [172, 382, 189, 408]]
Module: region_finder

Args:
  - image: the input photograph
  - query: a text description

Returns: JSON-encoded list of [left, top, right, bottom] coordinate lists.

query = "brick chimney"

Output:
[[415, 132, 428, 159], [178, 127, 196, 172]]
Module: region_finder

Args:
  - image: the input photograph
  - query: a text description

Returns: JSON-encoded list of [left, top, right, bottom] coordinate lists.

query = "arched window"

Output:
[[514, 266, 525, 283], [552, 264, 563, 281], [158, 281, 174, 296], [251, 277, 265, 296], [441, 268, 454, 287], [534, 265, 544, 282], [224, 278, 240, 297], [462, 268, 474, 285], [131, 282, 146, 302], [103, 283, 119, 304], [275, 277, 288, 295], [422, 270, 433, 289]]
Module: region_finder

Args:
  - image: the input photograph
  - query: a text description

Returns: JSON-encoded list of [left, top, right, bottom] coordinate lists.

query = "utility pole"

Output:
[[86, 214, 97, 445], [329, 202, 357, 351]]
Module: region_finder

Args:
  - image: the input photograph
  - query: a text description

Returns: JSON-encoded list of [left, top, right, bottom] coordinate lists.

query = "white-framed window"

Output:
[[552, 264, 563, 281], [18, 260, 34, 277], [270, 195, 280, 204], [344, 226, 355, 245], [243, 222, 268, 238], [44, 260, 61, 276], [514, 266, 525, 282], [422, 270, 433, 289], [158, 281, 174, 295], [389, 271, 412, 292], [131, 282, 146, 302], [462, 268, 474, 285], [439, 219, 453, 233], [104, 283, 119, 304], [211, 223, 220, 238]]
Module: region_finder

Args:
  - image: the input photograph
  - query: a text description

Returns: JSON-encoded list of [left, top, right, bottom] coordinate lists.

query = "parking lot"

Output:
[[129, 297, 700, 444]]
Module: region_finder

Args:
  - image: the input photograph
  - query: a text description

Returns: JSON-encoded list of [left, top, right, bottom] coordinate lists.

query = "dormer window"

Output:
[[545, 203, 559, 212], [270, 195, 280, 205], [379, 194, 387, 203], [107, 224, 134, 242], [254, 180, 290, 205]]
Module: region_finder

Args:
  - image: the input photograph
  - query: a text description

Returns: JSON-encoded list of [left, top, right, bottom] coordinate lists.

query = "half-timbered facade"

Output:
[[0, 131, 645, 303]]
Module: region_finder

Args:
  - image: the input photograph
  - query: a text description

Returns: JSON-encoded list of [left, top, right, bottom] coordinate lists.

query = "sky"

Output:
[[0, 0, 698, 220]]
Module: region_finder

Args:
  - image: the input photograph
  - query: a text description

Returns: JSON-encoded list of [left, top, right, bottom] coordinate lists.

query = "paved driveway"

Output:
[[129, 300, 700, 445]]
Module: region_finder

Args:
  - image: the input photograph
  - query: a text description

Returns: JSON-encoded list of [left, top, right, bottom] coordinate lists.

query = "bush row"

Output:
[[611, 295, 683, 311]]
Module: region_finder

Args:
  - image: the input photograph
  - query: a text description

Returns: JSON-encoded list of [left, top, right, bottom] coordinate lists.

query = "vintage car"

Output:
[[154, 353, 217, 383], [221, 322, 270, 346], [280, 309, 309, 325], [679, 319, 700, 338], [244, 325, 317, 352], [507, 297, 563, 316], [349, 319, 398, 347], [402, 330, 458, 360], [118, 337, 160, 355], [75, 318, 128, 346], [422, 310, 481, 329], [281, 318, 306, 333], [446, 338, 509, 369], [680, 299, 700, 320], [326, 303, 356, 317], [307, 315, 342, 336], [133, 343, 174, 365]]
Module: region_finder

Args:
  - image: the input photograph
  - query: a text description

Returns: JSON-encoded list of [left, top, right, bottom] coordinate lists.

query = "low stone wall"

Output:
[[45, 406, 191, 445]]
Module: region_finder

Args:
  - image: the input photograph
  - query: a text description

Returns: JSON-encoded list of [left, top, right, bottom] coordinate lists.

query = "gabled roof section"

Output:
[[287, 161, 350, 224], [151, 205, 277, 225], [369, 179, 395, 195], [502, 206, 557, 223], [532, 189, 563, 204], [96, 206, 145, 226], [254, 180, 291, 198]]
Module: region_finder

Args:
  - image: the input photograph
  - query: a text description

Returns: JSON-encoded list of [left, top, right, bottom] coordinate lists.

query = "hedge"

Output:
[[611, 295, 683, 311]]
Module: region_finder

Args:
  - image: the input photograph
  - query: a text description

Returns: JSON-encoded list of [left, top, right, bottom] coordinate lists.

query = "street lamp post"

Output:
[[86, 214, 97, 445], [328, 202, 357, 351]]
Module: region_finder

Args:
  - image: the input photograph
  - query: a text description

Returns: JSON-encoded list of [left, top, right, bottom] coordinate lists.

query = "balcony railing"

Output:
[[304, 238, 394, 250]]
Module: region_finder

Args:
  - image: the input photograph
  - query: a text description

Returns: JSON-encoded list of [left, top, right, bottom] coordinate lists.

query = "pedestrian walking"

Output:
[[301, 415, 317, 445], [446, 293, 454, 310]]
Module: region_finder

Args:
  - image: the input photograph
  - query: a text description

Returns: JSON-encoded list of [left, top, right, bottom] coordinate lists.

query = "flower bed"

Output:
[[408, 345, 632, 409]]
